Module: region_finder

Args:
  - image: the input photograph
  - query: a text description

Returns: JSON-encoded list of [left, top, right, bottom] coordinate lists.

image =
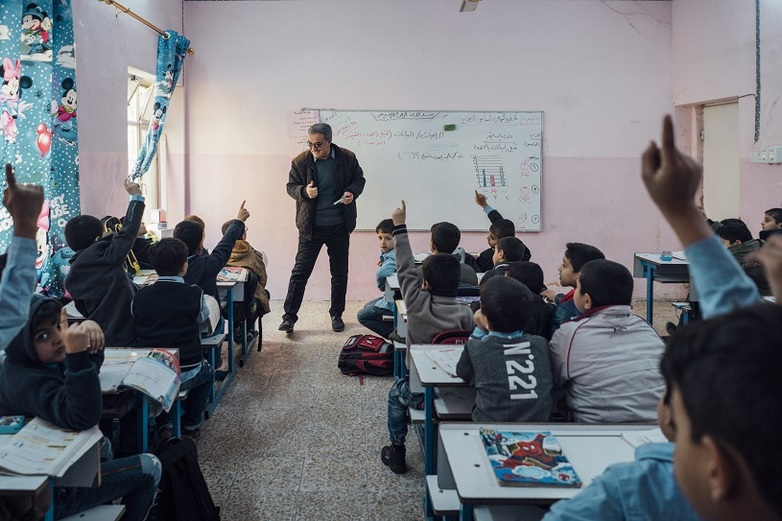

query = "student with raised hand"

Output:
[[65, 178, 145, 346], [0, 296, 160, 521], [0, 163, 44, 348], [640, 115, 759, 318]]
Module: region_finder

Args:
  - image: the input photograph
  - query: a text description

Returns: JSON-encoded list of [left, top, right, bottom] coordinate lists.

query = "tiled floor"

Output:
[[197, 299, 676, 521]]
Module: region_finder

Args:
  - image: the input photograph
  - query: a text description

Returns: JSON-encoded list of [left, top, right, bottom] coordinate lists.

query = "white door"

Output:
[[702, 103, 740, 220]]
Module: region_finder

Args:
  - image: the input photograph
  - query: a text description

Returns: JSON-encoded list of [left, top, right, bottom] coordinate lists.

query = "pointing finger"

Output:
[[5, 164, 16, 189], [660, 115, 675, 166]]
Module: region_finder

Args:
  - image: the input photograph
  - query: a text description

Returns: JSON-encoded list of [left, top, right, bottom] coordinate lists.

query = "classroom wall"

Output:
[[182, 0, 680, 302], [72, 0, 185, 219], [673, 0, 782, 231]]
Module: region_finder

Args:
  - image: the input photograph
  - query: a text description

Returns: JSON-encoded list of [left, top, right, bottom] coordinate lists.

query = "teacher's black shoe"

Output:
[[331, 316, 345, 332], [278, 318, 294, 334]]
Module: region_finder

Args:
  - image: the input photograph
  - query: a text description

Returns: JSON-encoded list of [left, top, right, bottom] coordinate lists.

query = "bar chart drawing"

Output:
[[474, 155, 507, 188]]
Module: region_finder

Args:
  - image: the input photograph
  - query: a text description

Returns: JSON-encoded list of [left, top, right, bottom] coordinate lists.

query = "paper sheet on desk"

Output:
[[672, 251, 687, 261], [621, 427, 667, 448], [426, 348, 462, 377]]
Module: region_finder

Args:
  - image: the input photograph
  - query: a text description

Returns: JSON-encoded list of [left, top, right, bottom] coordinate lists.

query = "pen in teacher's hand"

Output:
[[332, 197, 345, 206]]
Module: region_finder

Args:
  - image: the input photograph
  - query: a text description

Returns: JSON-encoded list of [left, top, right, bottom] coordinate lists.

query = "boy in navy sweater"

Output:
[[131, 238, 214, 440]]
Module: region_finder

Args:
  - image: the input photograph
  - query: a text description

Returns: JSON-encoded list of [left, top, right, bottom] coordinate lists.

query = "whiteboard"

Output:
[[288, 110, 542, 231]]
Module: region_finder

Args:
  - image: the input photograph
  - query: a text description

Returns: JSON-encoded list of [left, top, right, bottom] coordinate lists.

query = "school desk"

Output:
[[437, 422, 655, 521], [632, 253, 690, 323]]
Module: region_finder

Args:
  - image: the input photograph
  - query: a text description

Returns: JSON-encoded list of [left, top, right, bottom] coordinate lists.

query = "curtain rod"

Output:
[[97, 0, 194, 54]]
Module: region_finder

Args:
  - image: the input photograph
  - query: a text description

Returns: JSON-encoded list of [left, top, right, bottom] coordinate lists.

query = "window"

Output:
[[127, 69, 164, 223]]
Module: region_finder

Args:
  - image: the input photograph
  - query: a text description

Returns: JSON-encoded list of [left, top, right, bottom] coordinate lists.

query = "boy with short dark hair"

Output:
[[716, 222, 770, 295], [760, 207, 782, 240], [173, 201, 250, 304], [131, 238, 214, 441], [381, 201, 474, 475], [472, 191, 531, 271], [0, 295, 160, 521], [549, 259, 665, 423], [65, 179, 144, 346], [430, 221, 479, 287], [541, 242, 605, 335], [456, 276, 552, 422], [492, 236, 526, 271], [505, 261, 555, 339], [357, 218, 396, 339]]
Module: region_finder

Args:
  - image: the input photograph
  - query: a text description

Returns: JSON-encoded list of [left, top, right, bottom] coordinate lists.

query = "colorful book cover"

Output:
[[479, 428, 582, 487]]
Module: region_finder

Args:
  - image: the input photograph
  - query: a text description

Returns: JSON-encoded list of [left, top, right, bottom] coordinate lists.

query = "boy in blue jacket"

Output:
[[357, 218, 396, 339]]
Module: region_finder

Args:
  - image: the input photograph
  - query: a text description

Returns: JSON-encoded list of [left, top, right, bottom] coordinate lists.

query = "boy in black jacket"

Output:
[[131, 238, 214, 441], [65, 179, 144, 346]]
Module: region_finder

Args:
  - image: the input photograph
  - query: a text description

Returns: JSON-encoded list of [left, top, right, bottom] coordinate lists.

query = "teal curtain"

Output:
[[0, 0, 79, 296], [131, 30, 189, 180]]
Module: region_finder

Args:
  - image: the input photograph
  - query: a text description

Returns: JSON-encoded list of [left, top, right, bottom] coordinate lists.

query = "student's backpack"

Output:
[[337, 334, 394, 376], [149, 437, 221, 521]]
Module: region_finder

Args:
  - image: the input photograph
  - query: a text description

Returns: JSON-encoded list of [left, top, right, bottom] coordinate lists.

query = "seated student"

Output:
[[542, 387, 700, 521], [173, 201, 250, 305], [222, 218, 270, 340], [0, 295, 160, 521], [428, 221, 479, 288], [716, 222, 771, 295], [505, 261, 555, 340], [100, 215, 147, 274], [541, 242, 605, 336], [0, 163, 43, 348], [549, 116, 768, 521], [184, 214, 210, 256], [126, 218, 155, 270], [381, 201, 474, 475], [472, 191, 531, 271], [549, 259, 665, 423], [456, 276, 552, 422], [357, 218, 396, 339], [131, 238, 214, 441], [65, 179, 144, 346], [760, 207, 782, 240], [491, 236, 526, 272]]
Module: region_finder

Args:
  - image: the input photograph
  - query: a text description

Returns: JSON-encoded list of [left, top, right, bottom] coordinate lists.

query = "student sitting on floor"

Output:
[[492, 236, 527, 272], [173, 201, 250, 321], [456, 276, 552, 422], [64, 178, 144, 346], [381, 201, 474, 475], [0, 295, 160, 521], [505, 261, 555, 339], [0, 163, 43, 349], [131, 238, 214, 442], [357, 218, 396, 339], [222, 218, 270, 341], [541, 242, 605, 336], [549, 259, 665, 423]]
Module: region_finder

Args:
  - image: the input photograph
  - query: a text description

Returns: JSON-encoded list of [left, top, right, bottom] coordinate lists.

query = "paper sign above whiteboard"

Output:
[[286, 109, 542, 232]]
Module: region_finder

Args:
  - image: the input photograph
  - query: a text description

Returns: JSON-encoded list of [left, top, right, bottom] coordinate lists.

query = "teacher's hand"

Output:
[[392, 200, 406, 226], [306, 181, 318, 199], [340, 192, 353, 205]]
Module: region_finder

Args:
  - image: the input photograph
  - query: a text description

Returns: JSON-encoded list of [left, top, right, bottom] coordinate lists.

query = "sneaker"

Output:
[[381, 444, 407, 474], [666, 321, 677, 336], [278, 318, 294, 333], [331, 316, 345, 332]]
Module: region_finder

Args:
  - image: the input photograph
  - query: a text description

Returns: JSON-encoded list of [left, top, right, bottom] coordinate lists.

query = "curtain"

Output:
[[0, 0, 78, 296], [131, 30, 189, 180]]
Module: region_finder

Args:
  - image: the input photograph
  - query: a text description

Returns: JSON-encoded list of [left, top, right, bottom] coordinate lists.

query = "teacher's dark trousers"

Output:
[[283, 223, 349, 322]]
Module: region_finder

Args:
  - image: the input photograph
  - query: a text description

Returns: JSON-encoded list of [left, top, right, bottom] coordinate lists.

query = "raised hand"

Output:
[[475, 190, 487, 208], [124, 177, 142, 196], [60, 308, 105, 355], [3, 163, 44, 239], [237, 200, 250, 222], [391, 200, 406, 226]]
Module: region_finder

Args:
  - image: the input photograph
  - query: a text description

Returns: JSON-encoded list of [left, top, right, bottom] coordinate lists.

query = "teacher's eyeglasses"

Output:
[[307, 141, 328, 149]]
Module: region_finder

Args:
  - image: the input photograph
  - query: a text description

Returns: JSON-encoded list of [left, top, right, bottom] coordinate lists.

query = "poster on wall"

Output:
[[0, 0, 79, 296]]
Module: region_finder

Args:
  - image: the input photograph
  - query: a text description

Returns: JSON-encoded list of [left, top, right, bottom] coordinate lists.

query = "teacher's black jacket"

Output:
[[286, 143, 366, 240]]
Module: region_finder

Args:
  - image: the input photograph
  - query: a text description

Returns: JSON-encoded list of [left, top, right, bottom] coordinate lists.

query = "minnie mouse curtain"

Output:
[[0, 1, 78, 296], [131, 31, 189, 180]]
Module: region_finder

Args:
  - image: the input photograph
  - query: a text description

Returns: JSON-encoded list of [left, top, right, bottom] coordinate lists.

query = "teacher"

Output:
[[279, 122, 366, 334]]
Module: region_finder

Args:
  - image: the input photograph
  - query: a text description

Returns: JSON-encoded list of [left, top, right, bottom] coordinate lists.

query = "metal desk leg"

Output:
[[136, 396, 149, 453], [172, 400, 182, 438], [645, 265, 656, 324], [460, 504, 474, 521], [424, 387, 435, 475]]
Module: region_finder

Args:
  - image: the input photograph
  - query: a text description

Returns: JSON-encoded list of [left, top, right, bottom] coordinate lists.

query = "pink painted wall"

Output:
[[183, 0, 679, 303], [673, 0, 782, 231], [72, 1, 185, 217]]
